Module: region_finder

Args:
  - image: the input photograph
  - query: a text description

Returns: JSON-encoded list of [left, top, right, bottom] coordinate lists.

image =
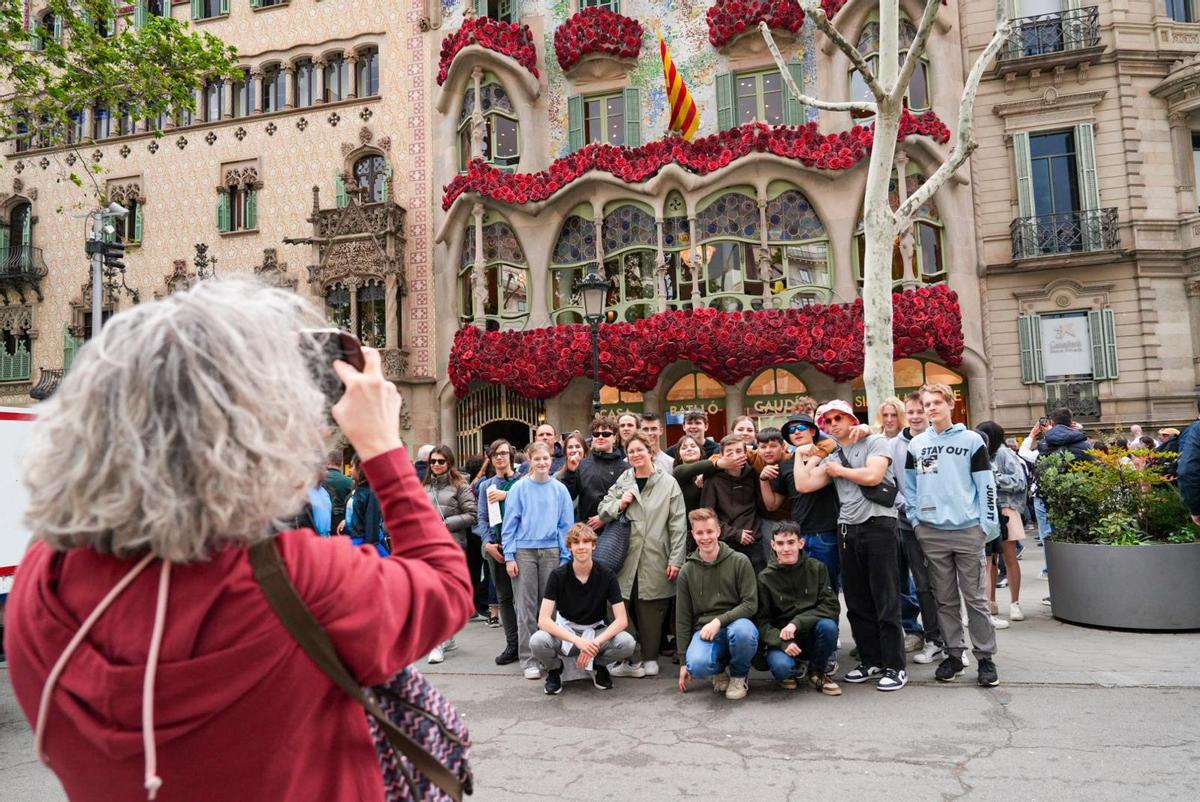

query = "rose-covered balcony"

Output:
[[554, 7, 644, 81], [706, 0, 805, 54], [437, 15, 540, 88]]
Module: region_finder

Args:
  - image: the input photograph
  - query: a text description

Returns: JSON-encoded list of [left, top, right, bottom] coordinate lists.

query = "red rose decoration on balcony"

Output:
[[443, 109, 949, 210], [554, 7, 644, 72], [449, 285, 964, 398], [820, 0, 848, 17], [706, 0, 805, 48], [437, 16, 539, 86]]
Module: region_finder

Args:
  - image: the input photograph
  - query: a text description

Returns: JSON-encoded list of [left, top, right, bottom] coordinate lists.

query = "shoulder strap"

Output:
[[248, 539, 463, 802]]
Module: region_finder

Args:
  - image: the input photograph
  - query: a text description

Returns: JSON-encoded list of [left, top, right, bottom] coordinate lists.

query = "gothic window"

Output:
[[67, 110, 84, 144], [232, 70, 253, 118], [0, 311, 32, 383], [325, 283, 351, 331], [203, 80, 224, 122], [549, 214, 597, 325], [217, 173, 258, 234], [457, 79, 519, 172], [356, 279, 387, 348], [357, 47, 380, 97], [294, 59, 317, 108], [93, 107, 113, 140], [354, 155, 389, 204], [262, 64, 287, 113], [324, 54, 350, 103], [459, 217, 529, 331]]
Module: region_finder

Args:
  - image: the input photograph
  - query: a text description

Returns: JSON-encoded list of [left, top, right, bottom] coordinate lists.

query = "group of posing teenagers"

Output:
[[423, 383, 1016, 700]]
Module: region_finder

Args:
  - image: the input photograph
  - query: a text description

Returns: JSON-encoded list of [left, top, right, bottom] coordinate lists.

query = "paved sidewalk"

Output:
[[4, 554, 1199, 800]]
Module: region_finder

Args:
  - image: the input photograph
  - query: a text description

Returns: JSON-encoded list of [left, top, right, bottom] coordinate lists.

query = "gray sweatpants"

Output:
[[529, 629, 636, 671], [514, 547, 563, 673], [914, 524, 997, 661]]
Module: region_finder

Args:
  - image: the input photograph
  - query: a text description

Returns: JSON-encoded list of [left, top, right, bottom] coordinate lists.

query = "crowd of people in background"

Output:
[[315, 391, 1200, 701]]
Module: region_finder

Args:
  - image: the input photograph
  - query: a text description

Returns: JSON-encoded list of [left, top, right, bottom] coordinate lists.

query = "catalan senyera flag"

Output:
[[659, 33, 700, 141]]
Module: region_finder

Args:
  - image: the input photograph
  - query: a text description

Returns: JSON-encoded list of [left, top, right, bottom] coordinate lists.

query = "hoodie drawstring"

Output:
[[34, 553, 173, 801]]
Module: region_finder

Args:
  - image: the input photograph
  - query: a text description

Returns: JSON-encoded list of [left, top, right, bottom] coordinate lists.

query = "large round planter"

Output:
[[1045, 540, 1200, 630]]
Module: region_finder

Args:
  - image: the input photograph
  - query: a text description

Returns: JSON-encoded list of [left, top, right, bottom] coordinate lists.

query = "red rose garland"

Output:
[[449, 285, 964, 398], [437, 16, 539, 86], [443, 109, 949, 210], [554, 8, 645, 72], [820, 0, 848, 17], [706, 0, 805, 48]]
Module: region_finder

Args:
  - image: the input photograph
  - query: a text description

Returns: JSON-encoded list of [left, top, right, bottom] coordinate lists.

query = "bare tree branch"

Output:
[[758, 22, 877, 114], [895, 20, 1012, 226], [894, 0, 942, 103], [798, 1, 888, 100]]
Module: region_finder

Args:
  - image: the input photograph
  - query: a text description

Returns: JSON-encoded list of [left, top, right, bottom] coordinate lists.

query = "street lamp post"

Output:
[[575, 269, 611, 413], [88, 201, 128, 339]]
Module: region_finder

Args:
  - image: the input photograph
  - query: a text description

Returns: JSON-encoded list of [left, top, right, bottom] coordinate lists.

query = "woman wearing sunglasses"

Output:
[[423, 446, 478, 664]]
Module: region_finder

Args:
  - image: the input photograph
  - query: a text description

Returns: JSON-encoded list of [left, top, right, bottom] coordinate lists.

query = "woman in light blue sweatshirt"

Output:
[[500, 441, 573, 679]]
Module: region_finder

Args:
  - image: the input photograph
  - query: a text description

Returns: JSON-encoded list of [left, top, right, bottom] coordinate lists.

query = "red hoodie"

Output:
[[4, 446, 472, 802]]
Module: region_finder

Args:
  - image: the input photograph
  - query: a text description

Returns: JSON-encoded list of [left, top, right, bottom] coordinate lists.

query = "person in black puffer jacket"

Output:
[[1037, 407, 1094, 463], [560, 413, 629, 530]]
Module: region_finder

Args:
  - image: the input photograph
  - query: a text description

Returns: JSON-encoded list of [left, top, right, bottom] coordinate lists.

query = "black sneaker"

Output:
[[592, 664, 614, 690], [842, 664, 882, 683], [876, 668, 908, 692], [494, 645, 518, 665], [544, 669, 563, 695], [935, 655, 966, 682], [977, 658, 1000, 687]]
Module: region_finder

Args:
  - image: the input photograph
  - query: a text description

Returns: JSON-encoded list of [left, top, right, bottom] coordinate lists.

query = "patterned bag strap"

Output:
[[248, 539, 463, 802]]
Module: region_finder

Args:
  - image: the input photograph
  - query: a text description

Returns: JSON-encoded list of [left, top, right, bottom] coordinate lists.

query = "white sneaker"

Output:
[[443, 638, 458, 652], [991, 616, 1011, 630], [876, 668, 908, 692], [523, 666, 542, 680], [712, 670, 730, 693], [725, 676, 749, 700], [914, 641, 945, 665], [427, 646, 444, 664], [642, 659, 660, 677], [903, 633, 924, 653], [608, 660, 646, 678], [1010, 602, 1025, 622]]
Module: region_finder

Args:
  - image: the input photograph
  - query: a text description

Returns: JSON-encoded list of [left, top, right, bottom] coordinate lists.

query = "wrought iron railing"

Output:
[[1045, 380, 1100, 419], [1000, 5, 1100, 61], [0, 246, 48, 279], [1010, 208, 1118, 260]]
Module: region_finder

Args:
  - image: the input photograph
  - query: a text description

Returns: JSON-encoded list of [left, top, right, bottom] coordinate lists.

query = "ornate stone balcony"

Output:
[[0, 245, 47, 302], [1010, 208, 1119, 261]]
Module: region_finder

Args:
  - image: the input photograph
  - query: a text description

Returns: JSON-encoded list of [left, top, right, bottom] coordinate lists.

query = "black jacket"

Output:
[[347, 484, 384, 544], [1038, 425, 1093, 462], [561, 449, 630, 522], [665, 437, 720, 461]]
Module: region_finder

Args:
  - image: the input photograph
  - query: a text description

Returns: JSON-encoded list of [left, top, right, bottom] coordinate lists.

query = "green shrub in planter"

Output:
[[1037, 449, 1200, 545]]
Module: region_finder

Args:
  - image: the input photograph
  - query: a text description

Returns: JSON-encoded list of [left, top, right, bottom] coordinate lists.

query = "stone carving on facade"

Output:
[[221, 165, 263, 191], [302, 183, 406, 292], [157, 259, 196, 298], [0, 305, 35, 338], [106, 180, 145, 205], [253, 248, 298, 291]]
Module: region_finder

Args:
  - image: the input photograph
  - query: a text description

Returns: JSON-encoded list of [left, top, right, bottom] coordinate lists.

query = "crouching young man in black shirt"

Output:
[[532, 523, 637, 695]]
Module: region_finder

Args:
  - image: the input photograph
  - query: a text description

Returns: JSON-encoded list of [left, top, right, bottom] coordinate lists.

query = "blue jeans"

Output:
[[898, 551, 923, 636], [766, 618, 839, 680], [803, 531, 841, 593], [685, 618, 759, 679], [1033, 496, 1052, 544]]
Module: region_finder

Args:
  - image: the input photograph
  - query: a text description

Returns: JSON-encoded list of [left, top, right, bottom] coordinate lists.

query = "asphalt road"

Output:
[[4, 554, 1199, 801]]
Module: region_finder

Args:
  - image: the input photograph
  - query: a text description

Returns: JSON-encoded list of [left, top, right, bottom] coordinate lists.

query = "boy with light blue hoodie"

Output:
[[903, 383, 1001, 689]]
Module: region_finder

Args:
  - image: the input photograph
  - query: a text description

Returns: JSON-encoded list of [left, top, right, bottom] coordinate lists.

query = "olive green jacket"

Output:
[[598, 466, 688, 600]]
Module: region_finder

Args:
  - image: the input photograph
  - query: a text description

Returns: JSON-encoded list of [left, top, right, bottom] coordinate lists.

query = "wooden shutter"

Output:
[[1017, 314, 1044, 384], [382, 161, 393, 204], [0, 225, 9, 255], [1013, 131, 1035, 217], [783, 61, 804, 126], [245, 190, 257, 230], [715, 71, 734, 131], [21, 209, 31, 245], [191, 0, 202, 20], [335, 174, 348, 208], [1087, 308, 1119, 380], [567, 95, 584, 153], [134, 0, 147, 28], [53, 15, 62, 42], [133, 205, 144, 243], [476, 0, 488, 19], [622, 87, 641, 148], [220, 0, 230, 16], [217, 191, 230, 232], [63, 325, 79, 372], [1074, 123, 1099, 210]]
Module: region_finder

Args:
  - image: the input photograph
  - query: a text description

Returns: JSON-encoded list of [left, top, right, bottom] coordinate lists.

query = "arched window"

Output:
[[324, 54, 349, 103], [763, 186, 832, 307], [232, 69, 253, 118], [459, 216, 529, 331], [601, 203, 658, 323], [203, 80, 224, 122], [32, 11, 58, 51], [357, 47, 380, 97], [356, 279, 386, 348], [294, 59, 317, 108], [746, 367, 807, 397], [93, 106, 112, 140], [854, 167, 945, 288], [549, 213, 596, 325], [852, 359, 969, 423], [457, 78, 519, 172], [262, 64, 286, 113], [697, 190, 760, 311], [665, 371, 727, 436], [660, 192, 689, 309], [850, 18, 929, 117], [354, 155, 388, 203], [325, 283, 351, 331]]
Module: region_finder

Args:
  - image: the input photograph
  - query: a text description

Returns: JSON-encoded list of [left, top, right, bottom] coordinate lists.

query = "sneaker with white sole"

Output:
[[913, 641, 945, 665], [608, 660, 646, 678], [903, 633, 924, 653], [1009, 601, 1025, 622], [642, 659, 660, 677], [991, 616, 1011, 630], [778, 677, 799, 690], [712, 670, 730, 693], [725, 676, 749, 700], [523, 666, 542, 680], [592, 664, 613, 690], [843, 664, 883, 684], [427, 645, 445, 664], [1042, 596, 1052, 606], [443, 638, 458, 652], [935, 655, 966, 682], [876, 668, 907, 692]]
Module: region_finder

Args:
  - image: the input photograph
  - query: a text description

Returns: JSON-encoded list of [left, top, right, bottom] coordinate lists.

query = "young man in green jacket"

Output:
[[676, 507, 759, 701], [756, 522, 842, 696]]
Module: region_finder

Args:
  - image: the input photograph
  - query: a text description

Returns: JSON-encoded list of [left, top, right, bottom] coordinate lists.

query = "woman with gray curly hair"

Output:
[[3, 280, 472, 802]]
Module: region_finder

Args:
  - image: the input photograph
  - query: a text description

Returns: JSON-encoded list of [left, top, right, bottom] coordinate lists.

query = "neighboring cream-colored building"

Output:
[[1, 0, 442, 441], [430, 0, 986, 455], [964, 0, 1200, 433]]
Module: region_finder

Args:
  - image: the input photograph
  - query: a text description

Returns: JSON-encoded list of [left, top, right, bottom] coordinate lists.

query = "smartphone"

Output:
[[304, 328, 366, 409], [1038, 416, 1050, 427]]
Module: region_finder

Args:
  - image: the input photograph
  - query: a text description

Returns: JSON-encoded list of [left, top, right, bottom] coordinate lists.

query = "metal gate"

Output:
[[455, 383, 545, 459]]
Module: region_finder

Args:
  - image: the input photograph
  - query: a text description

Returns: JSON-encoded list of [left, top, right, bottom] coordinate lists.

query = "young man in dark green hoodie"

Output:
[[676, 507, 759, 701], [756, 522, 842, 695]]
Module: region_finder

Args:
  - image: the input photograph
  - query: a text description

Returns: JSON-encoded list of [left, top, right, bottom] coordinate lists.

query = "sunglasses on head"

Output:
[[429, 458, 448, 465], [592, 430, 614, 437]]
